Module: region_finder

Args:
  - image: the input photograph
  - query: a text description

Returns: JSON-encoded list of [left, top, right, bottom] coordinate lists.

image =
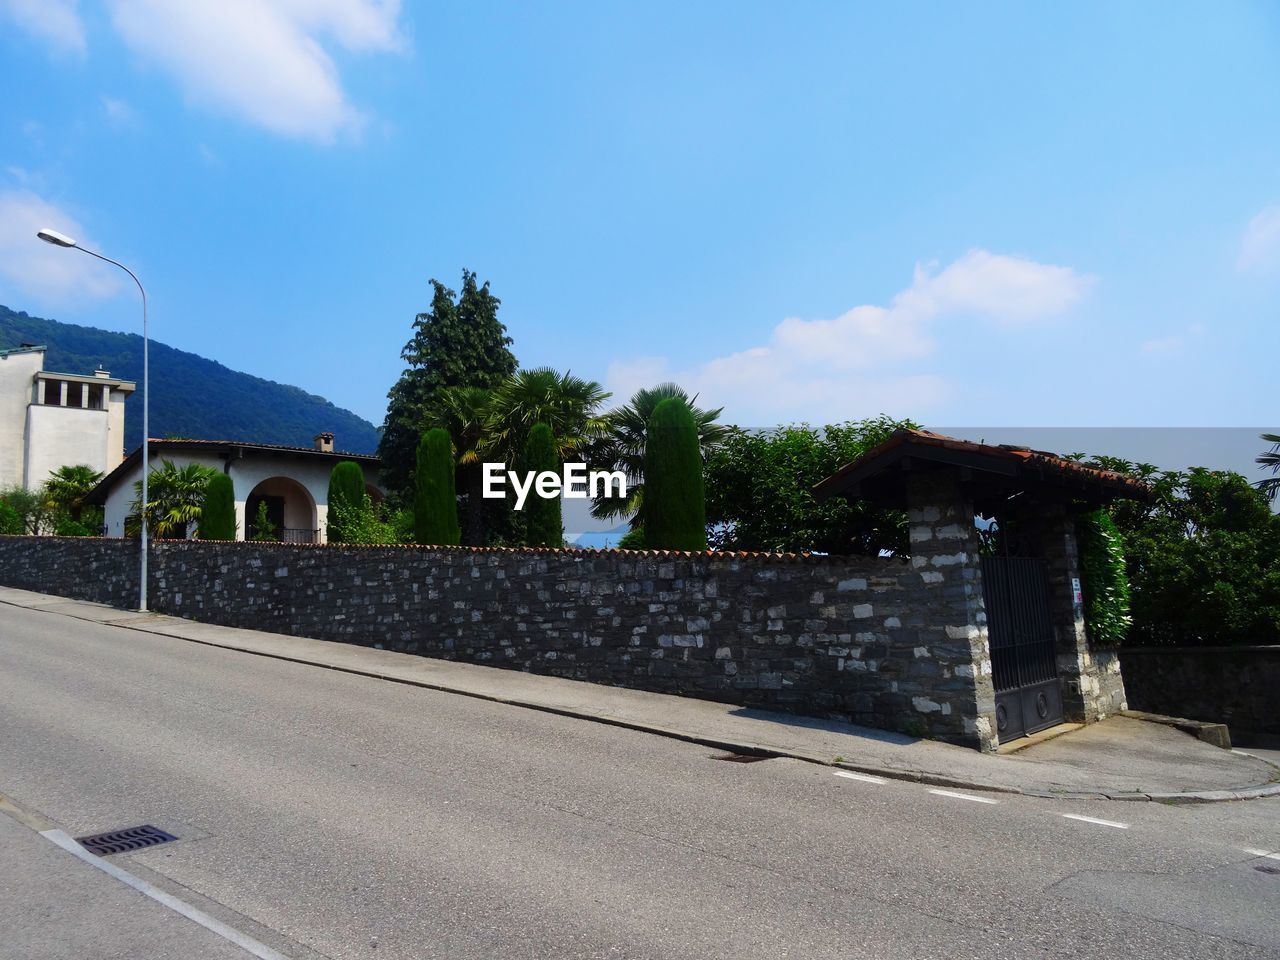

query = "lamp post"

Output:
[[37, 228, 151, 612]]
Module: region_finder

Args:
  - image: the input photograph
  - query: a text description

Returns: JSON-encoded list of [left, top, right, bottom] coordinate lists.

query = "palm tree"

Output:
[[1257, 432, 1280, 502], [44, 464, 104, 521], [128, 460, 218, 538], [587, 383, 729, 527], [483, 368, 611, 463]]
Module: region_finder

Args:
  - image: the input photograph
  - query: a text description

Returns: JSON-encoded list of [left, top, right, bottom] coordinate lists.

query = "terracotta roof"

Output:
[[813, 428, 1152, 504], [85, 438, 379, 505]]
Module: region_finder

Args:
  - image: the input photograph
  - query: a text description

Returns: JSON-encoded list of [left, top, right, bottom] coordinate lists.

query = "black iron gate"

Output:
[[980, 555, 1063, 741]]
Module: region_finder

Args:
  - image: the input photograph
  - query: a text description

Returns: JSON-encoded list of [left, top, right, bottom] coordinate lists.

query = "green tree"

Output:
[[128, 461, 218, 538], [483, 367, 610, 464], [1079, 457, 1280, 646], [326, 461, 368, 543], [586, 383, 728, 530], [0, 499, 22, 535], [643, 398, 707, 551], [429, 385, 499, 545], [379, 271, 517, 503], [703, 417, 916, 554], [1076, 509, 1132, 648], [198, 472, 237, 540], [414, 427, 461, 545], [0, 485, 54, 535], [248, 500, 278, 541], [329, 493, 399, 545], [44, 464, 103, 521], [521, 423, 563, 547], [1256, 432, 1280, 502]]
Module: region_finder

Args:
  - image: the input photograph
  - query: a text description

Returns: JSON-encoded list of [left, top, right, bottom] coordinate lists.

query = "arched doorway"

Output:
[[246, 476, 318, 543]]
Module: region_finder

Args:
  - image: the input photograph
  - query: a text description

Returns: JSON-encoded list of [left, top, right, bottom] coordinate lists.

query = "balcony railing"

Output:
[[280, 527, 320, 544]]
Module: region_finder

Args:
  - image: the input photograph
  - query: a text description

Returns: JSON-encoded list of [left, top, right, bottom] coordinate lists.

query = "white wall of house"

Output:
[[102, 449, 381, 542], [0, 349, 43, 489], [0, 346, 134, 491]]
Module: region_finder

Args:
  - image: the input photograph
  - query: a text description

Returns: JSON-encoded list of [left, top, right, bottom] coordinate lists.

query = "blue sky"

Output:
[[1, 2, 1277, 438]]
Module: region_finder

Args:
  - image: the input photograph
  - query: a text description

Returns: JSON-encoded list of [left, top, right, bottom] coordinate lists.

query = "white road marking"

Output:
[[833, 770, 887, 784], [1060, 813, 1129, 830], [927, 788, 999, 804], [40, 829, 291, 960], [1243, 847, 1280, 860]]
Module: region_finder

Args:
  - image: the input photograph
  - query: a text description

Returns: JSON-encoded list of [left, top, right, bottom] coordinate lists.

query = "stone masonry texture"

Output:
[[0, 535, 998, 749]]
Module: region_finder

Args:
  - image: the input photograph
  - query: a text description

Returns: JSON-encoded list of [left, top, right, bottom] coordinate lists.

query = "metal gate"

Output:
[[980, 555, 1063, 741]]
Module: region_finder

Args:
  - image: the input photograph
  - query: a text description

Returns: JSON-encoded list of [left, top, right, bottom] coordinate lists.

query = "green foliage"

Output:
[[198, 473, 237, 541], [484, 367, 610, 463], [643, 398, 707, 551], [326, 461, 368, 543], [1082, 457, 1280, 646], [1076, 509, 1131, 648], [703, 417, 917, 554], [1, 306, 379, 453], [0, 485, 53, 534], [129, 461, 218, 538], [379, 272, 517, 502], [414, 428, 460, 545], [521, 423, 564, 547], [0, 499, 22, 535], [249, 501, 278, 542], [44, 464, 103, 521], [616, 526, 645, 550], [329, 493, 400, 545], [585, 382, 728, 529], [429, 385, 498, 544]]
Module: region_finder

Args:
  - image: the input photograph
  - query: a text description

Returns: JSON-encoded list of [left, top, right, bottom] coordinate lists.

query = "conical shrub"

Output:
[[643, 397, 707, 550], [522, 423, 563, 547], [198, 472, 236, 540], [327, 461, 367, 543], [415, 428, 461, 545]]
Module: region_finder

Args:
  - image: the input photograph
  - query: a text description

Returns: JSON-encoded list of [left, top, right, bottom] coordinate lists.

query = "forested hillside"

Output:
[[0, 306, 380, 454]]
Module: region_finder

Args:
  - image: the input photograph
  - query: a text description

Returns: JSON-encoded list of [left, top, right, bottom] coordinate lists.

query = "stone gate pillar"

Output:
[[904, 471, 998, 752], [1021, 503, 1128, 723]]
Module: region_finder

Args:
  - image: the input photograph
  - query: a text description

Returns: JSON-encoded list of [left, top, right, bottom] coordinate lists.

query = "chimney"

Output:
[[94, 366, 111, 379], [313, 431, 335, 453]]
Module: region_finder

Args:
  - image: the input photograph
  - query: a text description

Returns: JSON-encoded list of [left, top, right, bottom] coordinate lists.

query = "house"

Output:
[[0, 344, 135, 490], [85, 433, 382, 543]]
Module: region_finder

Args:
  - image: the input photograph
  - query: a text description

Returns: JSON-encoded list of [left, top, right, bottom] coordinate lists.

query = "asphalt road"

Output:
[[1, 602, 1277, 960]]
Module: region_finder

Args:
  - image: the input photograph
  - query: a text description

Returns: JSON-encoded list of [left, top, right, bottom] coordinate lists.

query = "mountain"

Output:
[[1, 306, 381, 454]]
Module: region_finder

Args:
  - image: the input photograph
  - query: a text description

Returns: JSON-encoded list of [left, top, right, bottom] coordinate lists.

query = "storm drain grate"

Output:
[[75, 825, 178, 856], [713, 752, 771, 764], [1255, 864, 1280, 876]]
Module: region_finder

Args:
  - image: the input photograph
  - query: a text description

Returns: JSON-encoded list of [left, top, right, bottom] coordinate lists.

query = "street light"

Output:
[[37, 228, 152, 612]]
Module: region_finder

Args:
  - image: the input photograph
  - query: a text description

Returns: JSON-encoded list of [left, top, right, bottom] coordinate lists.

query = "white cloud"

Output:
[[607, 250, 1093, 426], [1237, 205, 1280, 274], [105, 0, 405, 142], [1140, 322, 1205, 357], [0, 190, 120, 306], [101, 95, 139, 127], [0, 0, 86, 56]]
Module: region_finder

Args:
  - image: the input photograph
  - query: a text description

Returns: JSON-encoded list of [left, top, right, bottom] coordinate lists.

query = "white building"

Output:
[[0, 344, 135, 491], [85, 433, 382, 543]]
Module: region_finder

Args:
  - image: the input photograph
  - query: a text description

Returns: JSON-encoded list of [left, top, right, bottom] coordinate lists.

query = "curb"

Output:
[[4, 592, 1279, 804]]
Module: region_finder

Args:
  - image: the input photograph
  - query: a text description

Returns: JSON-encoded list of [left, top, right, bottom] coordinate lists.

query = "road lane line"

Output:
[[833, 770, 888, 784], [1060, 813, 1129, 829], [1243, 847, 1280, 860], [927, 789, 999, 804], [39, 829, 291, 960]]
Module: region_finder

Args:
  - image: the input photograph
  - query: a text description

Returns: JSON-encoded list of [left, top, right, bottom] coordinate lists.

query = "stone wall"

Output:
[[1120, 646, 1280, 747], [0, 535, 996, 749]]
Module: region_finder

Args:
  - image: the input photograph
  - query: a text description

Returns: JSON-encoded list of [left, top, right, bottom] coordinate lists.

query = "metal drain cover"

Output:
[[75, 824, 178, 856]]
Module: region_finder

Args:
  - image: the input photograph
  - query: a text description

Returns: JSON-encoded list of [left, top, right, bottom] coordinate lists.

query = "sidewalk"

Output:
[[2, 585, 1277, 802]]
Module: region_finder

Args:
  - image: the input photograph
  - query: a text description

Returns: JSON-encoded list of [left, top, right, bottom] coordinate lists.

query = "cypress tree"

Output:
[[643, 397, 707, 551], [327, 461, 367, 543], [415, 428, 461, 545], [198, 472, 236, 540], [379, 271, 518, 502], [522, 423, 563, 547]]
